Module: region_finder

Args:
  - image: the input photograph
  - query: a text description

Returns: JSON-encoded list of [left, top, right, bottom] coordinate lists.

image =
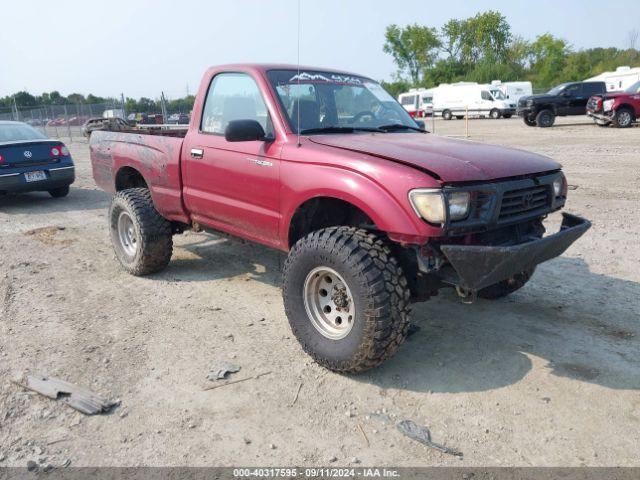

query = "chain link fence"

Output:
[[0, 102, 126, 143], [0, 95, 192, 143]]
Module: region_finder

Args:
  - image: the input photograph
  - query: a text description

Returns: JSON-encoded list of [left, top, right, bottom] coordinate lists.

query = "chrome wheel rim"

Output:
[[619, 111, 631, 127], [303, 267, 355, 340], [117, 211, 138, 257]]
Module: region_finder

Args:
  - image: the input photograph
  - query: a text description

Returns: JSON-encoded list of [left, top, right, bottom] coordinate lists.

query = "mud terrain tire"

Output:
[[283, 227, 411, 373], [109, 188, 173, 276]]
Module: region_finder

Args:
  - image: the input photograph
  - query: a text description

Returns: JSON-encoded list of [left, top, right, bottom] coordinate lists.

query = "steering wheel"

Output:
[[351, 111, 376, 123]]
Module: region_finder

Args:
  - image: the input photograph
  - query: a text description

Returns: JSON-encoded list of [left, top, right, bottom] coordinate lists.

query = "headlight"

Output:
[[553, 174, 566, 197], [603, 99, 615, 112], [409, 189, 470, 223], [526, 99, 534, 106]]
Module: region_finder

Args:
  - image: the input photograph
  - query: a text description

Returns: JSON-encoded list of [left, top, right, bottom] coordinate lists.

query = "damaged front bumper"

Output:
[[437, 213, 591, 292]]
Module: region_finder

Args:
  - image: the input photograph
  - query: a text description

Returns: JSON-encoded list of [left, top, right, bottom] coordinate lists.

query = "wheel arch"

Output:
[[615, 103, 636, 116], [114, 165, 149, 191], [282, 188, 424, 249]]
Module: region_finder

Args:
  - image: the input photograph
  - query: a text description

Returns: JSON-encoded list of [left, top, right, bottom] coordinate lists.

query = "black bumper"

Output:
[[439, 213, 591, 291], [0, 166, 75, 194], [517, 107, 533, 118]]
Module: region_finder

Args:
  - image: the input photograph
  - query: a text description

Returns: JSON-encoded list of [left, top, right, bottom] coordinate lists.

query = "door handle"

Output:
[[190, 148, 204, 159]]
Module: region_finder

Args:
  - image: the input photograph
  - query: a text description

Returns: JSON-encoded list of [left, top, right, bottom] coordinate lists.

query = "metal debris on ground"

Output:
[[396, 420, 463, 457], [207, 362, 241, 381], [203, 371, 272, 391], [12, 375, 119, 415]]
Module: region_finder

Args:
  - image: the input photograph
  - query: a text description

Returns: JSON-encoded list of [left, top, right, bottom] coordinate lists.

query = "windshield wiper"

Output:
[[377, 123, 426, 133], [299, 126, 384, 134]]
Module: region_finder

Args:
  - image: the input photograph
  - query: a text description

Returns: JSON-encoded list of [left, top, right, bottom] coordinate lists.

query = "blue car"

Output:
[[0, 121, 75, 197]]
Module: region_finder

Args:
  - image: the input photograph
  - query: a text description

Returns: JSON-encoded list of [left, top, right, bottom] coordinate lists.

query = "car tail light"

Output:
[[0, 154, 4, 163], [60, 146, 70, 156], [50, 147, 61, 157]]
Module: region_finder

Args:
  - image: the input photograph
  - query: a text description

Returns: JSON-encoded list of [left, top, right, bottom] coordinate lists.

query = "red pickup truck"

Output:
[[90, 64, 590, 373], [586, 80, 640, 128]]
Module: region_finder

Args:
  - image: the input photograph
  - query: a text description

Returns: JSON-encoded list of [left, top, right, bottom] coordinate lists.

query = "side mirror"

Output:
[[560, 91, 572, 97], [225, 119, 268, 142], [414, 119, 426, 130]]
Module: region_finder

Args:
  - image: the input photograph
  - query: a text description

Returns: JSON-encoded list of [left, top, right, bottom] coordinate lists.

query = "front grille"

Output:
[[499, 185, 551, 220]]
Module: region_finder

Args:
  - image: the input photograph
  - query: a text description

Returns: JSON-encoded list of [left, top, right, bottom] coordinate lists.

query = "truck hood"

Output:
[[520, 94, 558, 103], [307, 133, 561, 183]]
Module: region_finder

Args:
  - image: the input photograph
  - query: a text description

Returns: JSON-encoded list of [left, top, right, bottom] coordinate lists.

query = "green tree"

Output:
[[383, 24, 441, 84], [441, 11, 512, 65], [529, 34, 570, 88]]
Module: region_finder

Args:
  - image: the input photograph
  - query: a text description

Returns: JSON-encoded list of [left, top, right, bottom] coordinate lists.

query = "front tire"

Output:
[[523, 116, 537, 127], [612, 107, 634, 128], [48, 186, 70, 198], [478, 268, 536, 300], [109, 188, 173, 276], [282, 227, 411, 373], [536, 109, 555, 128], [490, 108, 501, 119]]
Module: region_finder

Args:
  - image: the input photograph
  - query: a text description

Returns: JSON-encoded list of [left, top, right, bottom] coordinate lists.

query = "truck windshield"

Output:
[[547, 83, 569, 95], [625, 81, 640, 94], [267, 70, 418, 134]]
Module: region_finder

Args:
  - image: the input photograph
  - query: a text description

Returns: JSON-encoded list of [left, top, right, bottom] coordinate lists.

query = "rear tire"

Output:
[[109, 188, 173, 276], [282, 227, 411, 373], [536, 109, 555, 128], [490, 108, 501, 119], [478, 268, 536, 300], [612, 107, 634, 128], [442, 110, 452, 121], [48, 186, 70, 198]]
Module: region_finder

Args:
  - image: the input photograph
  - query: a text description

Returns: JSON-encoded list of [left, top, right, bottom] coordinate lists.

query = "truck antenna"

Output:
[[296, 0, 301, 147]]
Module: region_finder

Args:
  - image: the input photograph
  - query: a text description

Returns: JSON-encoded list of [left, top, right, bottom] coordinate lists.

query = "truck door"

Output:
[[561, 83, 585, 115], [182, 72, 281, 248]]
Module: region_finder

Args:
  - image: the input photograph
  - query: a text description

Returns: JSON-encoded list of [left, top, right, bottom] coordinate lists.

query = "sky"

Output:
[[1, 0, 639, 99]]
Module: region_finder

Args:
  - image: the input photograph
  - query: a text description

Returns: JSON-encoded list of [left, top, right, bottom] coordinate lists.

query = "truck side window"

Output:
[[583, 83, 603, 96], [201, 73, 273, 136], [564, 84, 582, 96]]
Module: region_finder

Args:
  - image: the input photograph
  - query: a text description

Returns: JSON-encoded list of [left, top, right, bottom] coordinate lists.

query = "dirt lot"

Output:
[[1, 117, 639, 468]]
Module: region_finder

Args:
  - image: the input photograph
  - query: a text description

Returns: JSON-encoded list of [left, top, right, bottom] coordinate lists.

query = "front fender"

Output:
[[279, 161, 439, 248]]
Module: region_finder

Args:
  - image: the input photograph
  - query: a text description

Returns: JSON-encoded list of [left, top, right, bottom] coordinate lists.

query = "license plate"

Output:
[[24, 171, 47, 182]]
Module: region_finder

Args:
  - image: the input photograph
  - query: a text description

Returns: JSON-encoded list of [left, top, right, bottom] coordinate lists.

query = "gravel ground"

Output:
[[1, 116, 639, 468]]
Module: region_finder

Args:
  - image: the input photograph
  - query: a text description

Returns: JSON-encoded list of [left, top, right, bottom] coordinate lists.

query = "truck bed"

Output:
[[90, 130, 190, 223]]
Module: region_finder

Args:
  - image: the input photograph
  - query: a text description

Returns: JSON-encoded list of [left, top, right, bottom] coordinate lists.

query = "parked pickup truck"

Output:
[[586, 80, 640, 128], [90, 64, 590, 373], [517, 81, 606, 127]]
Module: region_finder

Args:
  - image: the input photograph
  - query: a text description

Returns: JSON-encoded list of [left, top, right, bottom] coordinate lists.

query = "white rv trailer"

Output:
[[585, 66, 640, 92], [489, 80, 533, 105], [398, 88, 435, 117], [432, 82, 516, 120]]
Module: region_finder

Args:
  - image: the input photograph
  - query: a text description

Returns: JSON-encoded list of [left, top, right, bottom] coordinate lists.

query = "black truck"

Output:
[[517, 81, 607, 127]]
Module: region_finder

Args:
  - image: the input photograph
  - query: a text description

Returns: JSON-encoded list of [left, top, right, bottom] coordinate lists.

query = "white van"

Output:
[[490, 80, 533, 105], [432, 82, 516, 120], [398, 88, 435, 117]]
